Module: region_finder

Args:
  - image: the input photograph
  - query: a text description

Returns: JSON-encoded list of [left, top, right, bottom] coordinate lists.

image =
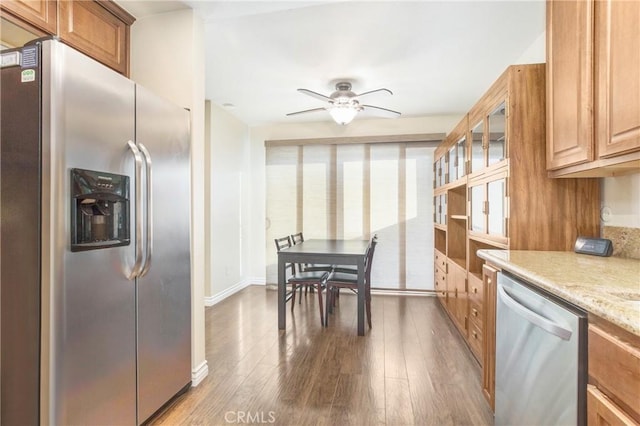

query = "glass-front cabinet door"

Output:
[[456, 136, 467, 179], [447, 136, 467, 183], [434, 194, 447, 225], [488, 102, 506, 167], [434, 155, 447, 187], [469, 184, 485, 232], [471, 121, 484, 173], [468, 174, 508, 241], [448, 145, 457, 182], [487, 178, 506, 236]]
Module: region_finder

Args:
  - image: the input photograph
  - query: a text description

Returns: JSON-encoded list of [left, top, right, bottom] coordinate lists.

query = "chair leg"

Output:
[[316, 283, 324, 327], [291, 284, 296, 311], [324, 285, 331, 327], [298, 285, 303, 303]]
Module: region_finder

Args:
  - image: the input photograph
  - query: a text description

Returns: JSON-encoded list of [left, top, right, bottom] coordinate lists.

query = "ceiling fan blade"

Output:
[[286, 107, 327, 116], [362, 104, 401, 117], [356, 88, 393, 98], [297, 88, 332, 102]]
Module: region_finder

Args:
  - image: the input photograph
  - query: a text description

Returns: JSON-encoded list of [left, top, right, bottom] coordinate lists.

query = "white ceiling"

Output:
[[121, 1, 546, 127]]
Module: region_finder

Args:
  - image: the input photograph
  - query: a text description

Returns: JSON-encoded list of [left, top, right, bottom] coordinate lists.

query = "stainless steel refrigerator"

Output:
[[1, 39, 192, 425]]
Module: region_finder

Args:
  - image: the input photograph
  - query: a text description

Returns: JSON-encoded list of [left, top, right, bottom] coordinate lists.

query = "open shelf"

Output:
[[448, 184, 467, 217], [468, 237, 504, 277], [447, 216, 467, 264], [449, 257, 466, 270], [435, 227, 446, 254]]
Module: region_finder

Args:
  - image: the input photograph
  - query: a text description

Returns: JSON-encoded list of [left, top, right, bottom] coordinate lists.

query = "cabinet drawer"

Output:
[[434, 267, 447, 299], [468, 273, 484, 304], [468, 321, 483, 360], [587, 385, 639, 426], [469, 299, 483, 328], [589, 325, 640, 420], [434, 250, 447, 271]]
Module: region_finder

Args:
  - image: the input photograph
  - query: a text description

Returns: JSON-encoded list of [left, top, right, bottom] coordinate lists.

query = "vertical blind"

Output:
[[266, 142, 436, 290]]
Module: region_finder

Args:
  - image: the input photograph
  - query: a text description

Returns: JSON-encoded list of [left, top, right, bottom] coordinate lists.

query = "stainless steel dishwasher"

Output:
[[495, 272, 587, 426]]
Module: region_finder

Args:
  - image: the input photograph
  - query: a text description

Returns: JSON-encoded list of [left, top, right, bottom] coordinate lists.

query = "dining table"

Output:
[[277, 238, 371, 336]]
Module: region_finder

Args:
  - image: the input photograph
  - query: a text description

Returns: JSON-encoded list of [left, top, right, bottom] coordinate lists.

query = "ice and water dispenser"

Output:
[[70, 168, 130, 251]]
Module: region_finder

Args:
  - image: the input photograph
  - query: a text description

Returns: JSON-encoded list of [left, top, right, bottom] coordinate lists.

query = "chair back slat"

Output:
[[274, 236, 295, 275], [291, 232, 304, 245]]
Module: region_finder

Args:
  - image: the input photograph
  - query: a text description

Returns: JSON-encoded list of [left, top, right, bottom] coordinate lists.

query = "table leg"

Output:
[[357, 258, 365, 336], [278, 256, 286, 330]]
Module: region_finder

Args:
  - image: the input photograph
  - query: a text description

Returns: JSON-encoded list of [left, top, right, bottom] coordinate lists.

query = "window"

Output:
[[266, 142, 436, 290]]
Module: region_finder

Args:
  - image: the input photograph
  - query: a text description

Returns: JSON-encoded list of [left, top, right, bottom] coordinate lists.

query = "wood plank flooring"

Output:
[[148, 286, 494, 425]]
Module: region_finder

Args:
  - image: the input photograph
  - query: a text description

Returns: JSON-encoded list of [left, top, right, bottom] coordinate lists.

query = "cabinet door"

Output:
[[469, 183, 485, 233], [482, 263, 498, 411], [457, 136, 467, 179], [487, 178, 506, 237], [59, 0, 130, 75], [447, 261, 467, 333], [471, 120, 485, 174], [587, 385, 638, 426], [0, 0, 56, 34], [595, 0, 640, 158], [546, 0, 595, 169], [448, 145, 457, 182], [487, 102, 506, 167]]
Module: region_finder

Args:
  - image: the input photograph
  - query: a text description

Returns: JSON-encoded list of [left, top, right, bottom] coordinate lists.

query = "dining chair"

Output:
[[324, 235, 378, 329], [275, 235, 329, 325]]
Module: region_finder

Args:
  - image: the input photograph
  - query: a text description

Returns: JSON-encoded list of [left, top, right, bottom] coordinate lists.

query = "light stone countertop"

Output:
[[477, 250, 640, 336]]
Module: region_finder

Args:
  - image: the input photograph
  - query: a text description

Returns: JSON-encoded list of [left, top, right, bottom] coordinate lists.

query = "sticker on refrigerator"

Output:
[[21, 69, 36, 83], [21, 45, 38, 68]]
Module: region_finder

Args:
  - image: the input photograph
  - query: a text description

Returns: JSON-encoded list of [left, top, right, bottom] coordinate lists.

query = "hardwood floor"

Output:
[[149, 286, 494, 425]]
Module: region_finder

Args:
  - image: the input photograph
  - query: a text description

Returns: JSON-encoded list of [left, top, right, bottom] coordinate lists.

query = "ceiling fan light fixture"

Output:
[[329, 104, 358, 125]]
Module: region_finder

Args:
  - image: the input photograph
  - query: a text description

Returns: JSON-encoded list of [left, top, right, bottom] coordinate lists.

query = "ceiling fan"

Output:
[[286, 82, 401, 125]]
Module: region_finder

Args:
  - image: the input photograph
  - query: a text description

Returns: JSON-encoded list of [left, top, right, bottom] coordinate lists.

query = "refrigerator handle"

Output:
[[138, 142, 153, 277], [127, 140, 144, 280], [497, 284, 572, 340]]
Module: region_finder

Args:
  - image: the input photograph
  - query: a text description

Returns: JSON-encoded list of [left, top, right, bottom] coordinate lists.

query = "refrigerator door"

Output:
[[42, 40, 137, 425], [135, 84, 192, 423], [1, 46, 42, 426]]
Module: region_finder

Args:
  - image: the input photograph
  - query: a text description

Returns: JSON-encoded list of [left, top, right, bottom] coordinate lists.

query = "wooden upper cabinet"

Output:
[[59, 0, 135, 76], [546, 0, 594, 170], [595, 0, 640, 158], [547, 0, 640, 177], [0, 0, 57, 34]]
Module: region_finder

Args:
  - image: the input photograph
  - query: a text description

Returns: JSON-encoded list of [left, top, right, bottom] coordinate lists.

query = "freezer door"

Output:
[[135, 84, 192, 423], [42, 40, 137, 425], [1, 47, 42, 426]]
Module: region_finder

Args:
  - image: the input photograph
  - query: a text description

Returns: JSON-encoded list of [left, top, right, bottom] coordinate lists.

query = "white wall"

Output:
[[603, 174, 640, 228], [247, 114, 462, 280], [205, 103, 252, 304], [129, 9, 208, 385]]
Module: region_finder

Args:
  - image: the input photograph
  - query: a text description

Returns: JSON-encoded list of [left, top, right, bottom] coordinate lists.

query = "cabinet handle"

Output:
[[473, 287, 478, 294], [487, 278, 492, 285], [472, 330, 478, 339], [472, 308, 478, 317]]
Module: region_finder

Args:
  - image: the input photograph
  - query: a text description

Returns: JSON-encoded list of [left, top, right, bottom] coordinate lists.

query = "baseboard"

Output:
[[191, 360, 208, 387], [371, 288, 436, 297], [204, 277, 265, 306], [264, 284, 436, 297]]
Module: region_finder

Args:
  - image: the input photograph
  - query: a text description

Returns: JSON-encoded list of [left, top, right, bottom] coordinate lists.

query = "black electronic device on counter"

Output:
[[574, 236, 613, 257]]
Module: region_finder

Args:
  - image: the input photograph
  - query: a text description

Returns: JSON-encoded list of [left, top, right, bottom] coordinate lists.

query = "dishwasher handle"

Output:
[[497, 284, 572, 341]]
